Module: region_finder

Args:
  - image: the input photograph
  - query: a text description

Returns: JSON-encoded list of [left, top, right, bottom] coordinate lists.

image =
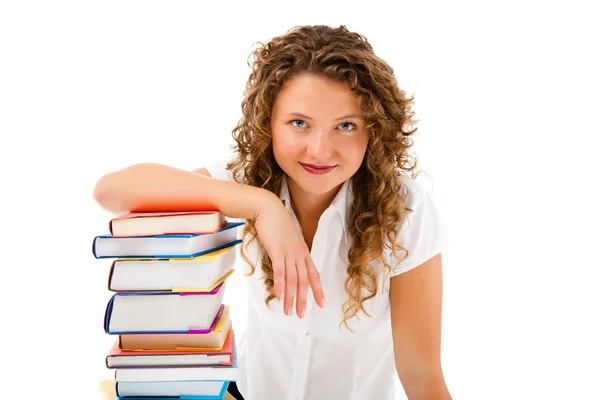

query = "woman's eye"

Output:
[[291, 119, 306, 128], [339, 121, 356, 131]]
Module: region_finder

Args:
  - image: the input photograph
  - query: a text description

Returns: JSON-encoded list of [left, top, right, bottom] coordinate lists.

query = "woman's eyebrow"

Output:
[[287, 112, 363, 121]]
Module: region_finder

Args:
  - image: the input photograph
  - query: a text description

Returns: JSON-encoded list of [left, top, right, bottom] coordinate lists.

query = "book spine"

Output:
[[103, 294, 116, 334]]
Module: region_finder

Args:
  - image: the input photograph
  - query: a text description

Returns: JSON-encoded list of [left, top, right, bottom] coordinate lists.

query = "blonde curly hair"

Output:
[[227, 24, 421, 330]]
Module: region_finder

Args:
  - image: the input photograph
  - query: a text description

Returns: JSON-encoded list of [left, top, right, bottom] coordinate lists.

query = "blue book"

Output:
[[92, 222, 243, 259], [115, 380, 229, 399]]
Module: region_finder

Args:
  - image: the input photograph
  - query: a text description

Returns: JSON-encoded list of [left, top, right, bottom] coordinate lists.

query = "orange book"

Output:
[[99, 380, 115, 400]]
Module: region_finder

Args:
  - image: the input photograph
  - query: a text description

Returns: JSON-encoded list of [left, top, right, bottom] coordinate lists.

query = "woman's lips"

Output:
[[299, 162, 337, 175]]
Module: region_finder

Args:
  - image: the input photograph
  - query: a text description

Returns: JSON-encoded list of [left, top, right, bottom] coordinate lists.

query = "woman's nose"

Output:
[[305, 129, 333, 160]]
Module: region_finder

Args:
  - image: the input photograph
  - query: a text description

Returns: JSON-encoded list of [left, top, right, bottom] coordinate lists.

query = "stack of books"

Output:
[[92, 210, 244, 400]]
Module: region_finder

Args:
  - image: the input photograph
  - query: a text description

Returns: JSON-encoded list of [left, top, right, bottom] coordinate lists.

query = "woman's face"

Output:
[[271, 73, 368, 198]]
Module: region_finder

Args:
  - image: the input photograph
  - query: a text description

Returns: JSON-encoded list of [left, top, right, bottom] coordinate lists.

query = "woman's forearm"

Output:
[[92, 162, 278, 218]]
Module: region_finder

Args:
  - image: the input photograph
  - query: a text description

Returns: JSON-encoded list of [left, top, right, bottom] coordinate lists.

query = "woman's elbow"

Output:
[[92, 172, 124, 214], [92, 163, 147, 213], [399, 369, 451, 400], [93, 174, 109, 203]]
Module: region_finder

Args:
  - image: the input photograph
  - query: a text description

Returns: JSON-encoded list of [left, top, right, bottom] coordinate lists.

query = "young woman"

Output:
[[93, 25, 452, 400]]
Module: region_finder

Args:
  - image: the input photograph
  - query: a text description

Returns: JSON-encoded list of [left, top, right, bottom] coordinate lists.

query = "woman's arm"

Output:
[[390, 252, 452, 400], [93, 162, 277, 218], [92, 162, 326, 316]]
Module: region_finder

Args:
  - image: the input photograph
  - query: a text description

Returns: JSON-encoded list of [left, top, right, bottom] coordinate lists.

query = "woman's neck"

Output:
[[287, 178, 343, 228]]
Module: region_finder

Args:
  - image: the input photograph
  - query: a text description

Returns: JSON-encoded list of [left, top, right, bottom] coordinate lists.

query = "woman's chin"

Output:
[[293, 177, 344, 196]]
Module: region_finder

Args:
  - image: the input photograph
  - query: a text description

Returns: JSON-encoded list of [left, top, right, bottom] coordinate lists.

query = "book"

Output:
[[104, 287, 226, 334], [92, 221, 243, 259], [119, 303, 233, 351], [96, 210, 242, 400], [115, 340, 238, 383], [109, 211, 227, 237], [107, 244, 237, 292], [115, 379, 230, 399], [101, 379, 234, 400], [106, 329, 235, 368]]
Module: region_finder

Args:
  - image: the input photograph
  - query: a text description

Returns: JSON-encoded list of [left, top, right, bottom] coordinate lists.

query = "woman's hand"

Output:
[[254, 194, 325, 318]]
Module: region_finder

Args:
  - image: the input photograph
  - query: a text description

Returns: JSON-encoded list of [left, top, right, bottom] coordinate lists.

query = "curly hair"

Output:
[[227, 24, 421, 330]]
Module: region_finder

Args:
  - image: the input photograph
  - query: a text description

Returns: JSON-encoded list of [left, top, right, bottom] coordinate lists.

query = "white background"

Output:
[[1, 1, 599, 399]]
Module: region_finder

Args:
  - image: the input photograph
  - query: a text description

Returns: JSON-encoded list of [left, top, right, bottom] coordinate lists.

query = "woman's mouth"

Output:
[[299, 162, 337, 175]]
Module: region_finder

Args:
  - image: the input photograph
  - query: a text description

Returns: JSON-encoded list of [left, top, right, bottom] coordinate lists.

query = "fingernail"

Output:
[[320, 297, 326, 308], [278, 291, 284, 300], [299, 308, 305, 319], [285, 306, 292, 316]]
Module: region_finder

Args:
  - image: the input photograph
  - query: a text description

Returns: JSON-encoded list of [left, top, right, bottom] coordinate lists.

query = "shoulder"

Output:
[[398, 174, 431, 211], [202, 153, 243, 183], [389, 174, 449, 275], [396, 173, 445, 232]]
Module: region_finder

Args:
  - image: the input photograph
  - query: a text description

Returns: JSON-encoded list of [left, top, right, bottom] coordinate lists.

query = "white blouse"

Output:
[[206, 157, 449, 400]]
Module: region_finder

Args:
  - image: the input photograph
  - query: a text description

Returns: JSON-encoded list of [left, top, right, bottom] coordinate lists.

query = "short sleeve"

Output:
[[205, 154, 245, 225], [390, 182, 450, 276], [205, 154, 237, 183]]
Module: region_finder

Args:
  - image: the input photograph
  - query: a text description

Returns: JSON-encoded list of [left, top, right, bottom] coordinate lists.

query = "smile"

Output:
[[299, 162, 337, 175]]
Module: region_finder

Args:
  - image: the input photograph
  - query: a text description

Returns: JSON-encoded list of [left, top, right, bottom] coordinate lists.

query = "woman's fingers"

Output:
[[283, 255, 297, 316], [272, 251, 285, 301], [255, 200, 326, 317], [295, 257, 309, 318], [306, 255, 325, 308]]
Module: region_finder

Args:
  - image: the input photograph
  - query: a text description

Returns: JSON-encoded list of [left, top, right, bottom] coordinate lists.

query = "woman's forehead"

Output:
[[273, 75, 363, 120]]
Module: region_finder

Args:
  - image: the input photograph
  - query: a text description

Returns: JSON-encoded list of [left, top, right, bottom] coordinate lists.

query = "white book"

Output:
[[108, 244, 237, 292], [115, 364, 238, 383], [104, 283, 226, 334], [92, 221, 243, 259]]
